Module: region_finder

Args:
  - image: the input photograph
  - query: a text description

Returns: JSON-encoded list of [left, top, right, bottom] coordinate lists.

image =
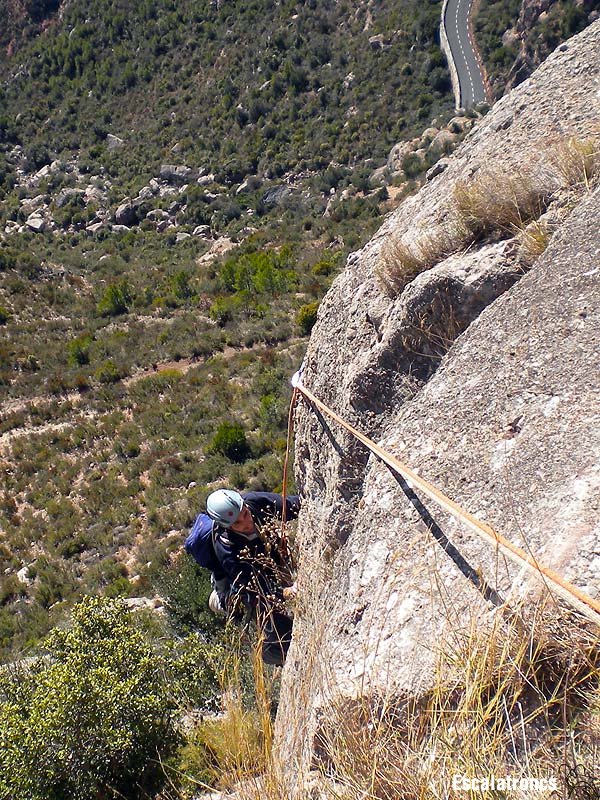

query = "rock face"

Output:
[[274, 22, 600, 791]]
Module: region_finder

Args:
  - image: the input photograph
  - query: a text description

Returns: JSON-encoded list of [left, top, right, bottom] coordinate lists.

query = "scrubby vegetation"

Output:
[[0, 0, 460, 668], [475, 0, 600, 96], [0, 0, 453, 203]]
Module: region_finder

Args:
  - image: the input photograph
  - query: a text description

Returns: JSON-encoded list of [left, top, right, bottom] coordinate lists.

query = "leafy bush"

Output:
[[0, 306, 10, 324], [67, 333, 92, 365], [97, 280, 132, 316], [296, 301, 319, 335], [0, 596, 226, 800], [210, 421, 250, 462], [0, 596, 176, 799], [94, 358, 123, 383]]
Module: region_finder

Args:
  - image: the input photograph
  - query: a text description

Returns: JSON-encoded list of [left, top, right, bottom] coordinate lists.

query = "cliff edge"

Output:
[[274, 21, 600, 793]]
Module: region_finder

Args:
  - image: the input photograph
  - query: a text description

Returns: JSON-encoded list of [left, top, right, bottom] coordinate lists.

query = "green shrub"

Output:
[[94, 358, 123, 384], [0, 596, 222, 800], [210, 421, 249, 462], [296, 301, 319, 335], [97, 280, 133, 317], [67, 334, 92, 366], [0, 306, 10, 325]]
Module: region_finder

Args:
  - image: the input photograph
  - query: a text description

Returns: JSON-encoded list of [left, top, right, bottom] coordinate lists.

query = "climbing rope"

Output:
[[279, 384, 299, 568], [289, 365, 600, 628]]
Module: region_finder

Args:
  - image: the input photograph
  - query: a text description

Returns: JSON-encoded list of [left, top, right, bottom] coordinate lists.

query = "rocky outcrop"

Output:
[[275, 21, 600, 791]]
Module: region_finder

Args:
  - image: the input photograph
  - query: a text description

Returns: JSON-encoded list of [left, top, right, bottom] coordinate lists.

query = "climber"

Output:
[[186, 489, 300, 665]]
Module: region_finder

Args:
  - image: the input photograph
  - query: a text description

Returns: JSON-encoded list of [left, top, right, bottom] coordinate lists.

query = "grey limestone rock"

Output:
[[106, 133, 125, 151], [25, 215, 46, 233], [114, 200, 138, 226], [56, 188, 85, 208], [159, 164, 194, 184]]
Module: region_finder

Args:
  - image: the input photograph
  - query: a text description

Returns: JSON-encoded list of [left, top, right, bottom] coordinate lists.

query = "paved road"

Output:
[[444, 0, 487, 108]]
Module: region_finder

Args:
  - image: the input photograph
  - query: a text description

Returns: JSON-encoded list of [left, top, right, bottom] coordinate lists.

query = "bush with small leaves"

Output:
[[296, 301, 319, 335], [210, 421, 250, 462], [67, 334, 92, 366], [0, 595, 224, 800], [97, 280, 133, 317]]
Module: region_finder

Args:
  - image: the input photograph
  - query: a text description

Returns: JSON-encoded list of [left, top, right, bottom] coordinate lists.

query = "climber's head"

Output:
[[206, 489, 244, 528]]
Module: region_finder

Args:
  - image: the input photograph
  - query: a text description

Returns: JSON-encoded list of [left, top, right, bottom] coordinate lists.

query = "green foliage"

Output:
[[97, 280, 132, 317], [154, 551, 222, 635], [67, 333, 92, 366], [210, 421, 250, 462], [0, 596, 225, 799], [219, 247, 295, 296], [296, 301, 320, 335], [1, 0, 452, 190], [0, 306, 10, 325], [94, 358, 123, 383]]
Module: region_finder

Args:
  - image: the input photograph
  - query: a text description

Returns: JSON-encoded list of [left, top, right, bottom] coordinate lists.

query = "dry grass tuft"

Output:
[[230, 603, 600, 800], [171, 633, 277, 797], [303, 608, 600, 799], [517, 219, 551, 268], [376, 223, 467, 296], [551, 136, 600, 190], [454, 169, 552, 239]]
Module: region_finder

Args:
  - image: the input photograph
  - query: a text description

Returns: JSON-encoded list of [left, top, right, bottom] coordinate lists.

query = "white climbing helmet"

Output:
[[206, 489, 244, 528]]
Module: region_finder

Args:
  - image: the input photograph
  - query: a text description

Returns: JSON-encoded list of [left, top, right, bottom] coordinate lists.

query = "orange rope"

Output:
[[295, 378, 600, 628], [280, 386, 299, 567]]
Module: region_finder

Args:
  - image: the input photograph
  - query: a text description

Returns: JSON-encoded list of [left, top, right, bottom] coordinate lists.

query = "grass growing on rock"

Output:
[[229, 601, 600, 800]]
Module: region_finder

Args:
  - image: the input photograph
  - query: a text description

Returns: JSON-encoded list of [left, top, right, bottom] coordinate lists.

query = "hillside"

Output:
[[0, 0, 464, 663], [474, 0, 600, 96], [0, 0, 453, 197]]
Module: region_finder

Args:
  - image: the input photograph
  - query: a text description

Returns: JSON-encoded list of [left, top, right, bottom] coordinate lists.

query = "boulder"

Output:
[[32, 164, 52, 185], [387, 140, 413, 172], [106, 134, 125, 151], [4, 221, 20, 235], [25, 215, 46, 233], [368, 165, 389, 188], [84, 186, 105, 204], [420, 126, 439, 145], [16, 567, 33, 586], [21, 195, 47, 213], [368, 34, 389, 50], [86, 222, 104, 234], [430, 129, 457, 153], [175, 232, 191, 243], [261, 185, 293, 208], [447, 116, 472, 134], [114, 200, 138, 226], [146, 209, 170, 221], [56, 188, 85, 208], [196, 236, 236, 265], [137, 185, 155, 201], [192, 225, 211, 237], [159, 164, 194, 184]]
